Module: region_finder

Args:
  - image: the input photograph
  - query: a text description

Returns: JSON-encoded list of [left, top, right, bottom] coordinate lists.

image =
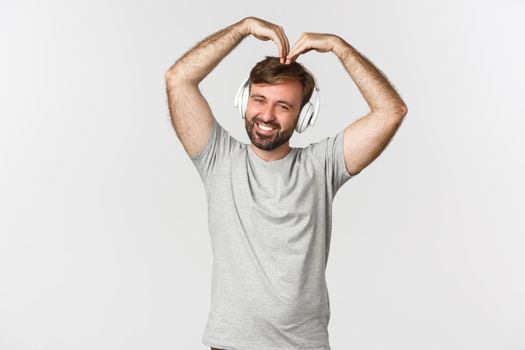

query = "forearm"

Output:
[[166, 19, 249, 85], [332, 37, 407, 115]]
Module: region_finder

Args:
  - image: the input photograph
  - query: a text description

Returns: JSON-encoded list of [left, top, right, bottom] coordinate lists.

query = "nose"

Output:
[[258, 103, 277, 123]]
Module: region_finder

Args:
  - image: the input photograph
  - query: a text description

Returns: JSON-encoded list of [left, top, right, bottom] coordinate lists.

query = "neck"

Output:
[[250, 142, 291, 162]]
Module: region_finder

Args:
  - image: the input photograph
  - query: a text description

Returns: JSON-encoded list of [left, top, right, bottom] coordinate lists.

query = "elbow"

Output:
[[377, 103, 407, 119], [165, 67, 198, 87], [165, 68, 187, 90], [164, 68, 174, 80], [165, 68, 180, 84], [375, 104, 407, 127], [398, 103, 408, 117], [374, 96, 408, 116], [389, 102, 408, 119], [165, 68, 175, 84], [165, 70, 177, 91]]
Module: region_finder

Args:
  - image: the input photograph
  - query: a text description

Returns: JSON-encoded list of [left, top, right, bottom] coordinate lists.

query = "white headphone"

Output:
[[234, 77, 320, 133]]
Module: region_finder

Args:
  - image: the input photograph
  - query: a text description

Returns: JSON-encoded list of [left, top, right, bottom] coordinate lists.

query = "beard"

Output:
[[245, 116, 296, 151]]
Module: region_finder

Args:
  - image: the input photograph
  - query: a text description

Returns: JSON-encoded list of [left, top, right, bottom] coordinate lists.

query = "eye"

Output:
[[279, 104, 289, 110]]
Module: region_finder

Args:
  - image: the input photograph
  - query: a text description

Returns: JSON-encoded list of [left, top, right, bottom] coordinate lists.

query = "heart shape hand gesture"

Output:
[[241, 17, 341, 64]]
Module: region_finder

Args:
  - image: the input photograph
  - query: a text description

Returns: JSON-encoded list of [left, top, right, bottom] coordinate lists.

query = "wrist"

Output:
[[233, 18, 250, 37], [332, 35, 352, 58]]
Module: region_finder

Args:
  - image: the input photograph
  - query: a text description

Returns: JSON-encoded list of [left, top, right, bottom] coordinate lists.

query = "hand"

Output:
[[241, 17, 290, 64], [285, 33, 340, 64]]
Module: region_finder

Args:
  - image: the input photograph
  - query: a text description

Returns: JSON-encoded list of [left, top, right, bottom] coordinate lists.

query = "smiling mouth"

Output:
[[255, 121, 278, 135]]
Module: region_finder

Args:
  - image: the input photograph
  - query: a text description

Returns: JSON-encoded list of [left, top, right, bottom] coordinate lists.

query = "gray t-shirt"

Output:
[[188, 118, 355, 350]]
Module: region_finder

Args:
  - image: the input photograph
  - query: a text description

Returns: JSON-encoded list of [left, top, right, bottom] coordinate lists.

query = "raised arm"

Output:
[[286, 34, 408, 176], [165, 19, 246, 157], [165, 17, 290, 157]]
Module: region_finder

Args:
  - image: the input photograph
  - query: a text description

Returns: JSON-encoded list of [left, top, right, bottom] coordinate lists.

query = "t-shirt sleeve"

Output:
[[305, 128, 356, 196], [187, 118, 242, 185]]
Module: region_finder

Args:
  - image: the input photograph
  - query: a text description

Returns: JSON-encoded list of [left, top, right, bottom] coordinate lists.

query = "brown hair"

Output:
[[248, 56, 316, 110]]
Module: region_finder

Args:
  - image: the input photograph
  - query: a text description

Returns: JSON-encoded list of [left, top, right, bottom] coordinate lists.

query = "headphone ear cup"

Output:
[[241, 85, 249, 119], [296, 102, 313, 133], [235, 78, 250, 119], [296, 84, 320, 133]]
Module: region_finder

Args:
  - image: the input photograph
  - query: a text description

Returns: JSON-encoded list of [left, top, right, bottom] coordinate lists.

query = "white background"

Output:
[[1, 0, 524, 349]]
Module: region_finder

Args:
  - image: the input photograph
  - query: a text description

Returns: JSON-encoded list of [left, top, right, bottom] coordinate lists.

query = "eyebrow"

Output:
[[250, 94, 295, 109]]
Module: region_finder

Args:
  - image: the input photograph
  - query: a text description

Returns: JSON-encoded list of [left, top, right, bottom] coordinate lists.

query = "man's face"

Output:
[[244, 79, 304, 151]]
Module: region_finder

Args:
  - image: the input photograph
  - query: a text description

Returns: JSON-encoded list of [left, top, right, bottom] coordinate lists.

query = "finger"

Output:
[[273, 29, 287, 63], [286, 48, 308, 64], [277, 26, 290, 61], [287, 37, 306, 62], [274, 38, 285, 63], [285, 53, 297, 64], [287, 35, 306, 58], [263, 28, 283, 62]]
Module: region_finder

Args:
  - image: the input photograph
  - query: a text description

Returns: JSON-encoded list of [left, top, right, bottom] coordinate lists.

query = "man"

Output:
[[165, 16, 407, 350]]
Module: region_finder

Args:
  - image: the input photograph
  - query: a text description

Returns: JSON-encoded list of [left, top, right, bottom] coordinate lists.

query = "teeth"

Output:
[[257, 122, 275, 131]]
